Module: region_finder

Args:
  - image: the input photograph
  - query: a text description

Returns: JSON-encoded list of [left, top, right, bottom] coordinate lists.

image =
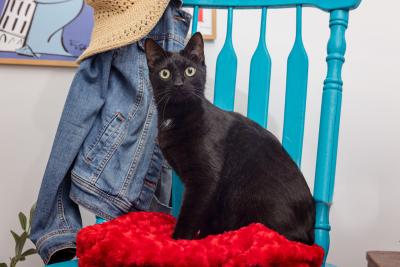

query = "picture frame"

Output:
[[0, 0, 93, 67], [0, 1, 217, 68], [184, 8, 217, 41]]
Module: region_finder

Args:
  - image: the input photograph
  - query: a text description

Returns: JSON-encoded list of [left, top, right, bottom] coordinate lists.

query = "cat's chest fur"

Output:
[[157, 100, 227, 182]]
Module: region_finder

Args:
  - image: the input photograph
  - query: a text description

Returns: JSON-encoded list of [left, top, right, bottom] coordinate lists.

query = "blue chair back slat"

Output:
[[247, 7, 272, 128], [213, 7, 237, 111], [183, 0, 361, 11], [192, 5, 200, 33], [313, 9, 349, 263], [171, 6, 200, 218], [282, 5, 309, 166]]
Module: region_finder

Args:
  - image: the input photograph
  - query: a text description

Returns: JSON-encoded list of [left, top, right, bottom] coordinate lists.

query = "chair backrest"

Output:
[[173, 0, 361, 264]]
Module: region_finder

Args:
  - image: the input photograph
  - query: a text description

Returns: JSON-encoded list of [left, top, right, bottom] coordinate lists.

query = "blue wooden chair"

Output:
[[46, 0, 361, 266]]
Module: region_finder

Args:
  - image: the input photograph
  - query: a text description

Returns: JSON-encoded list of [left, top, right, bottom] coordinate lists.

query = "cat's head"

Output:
[[145, 32, 206, 104]]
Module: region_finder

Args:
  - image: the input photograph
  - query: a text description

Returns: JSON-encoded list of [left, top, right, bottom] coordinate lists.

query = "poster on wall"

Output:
[[0, 0, 92, 67], [0, 1, 216, 68]]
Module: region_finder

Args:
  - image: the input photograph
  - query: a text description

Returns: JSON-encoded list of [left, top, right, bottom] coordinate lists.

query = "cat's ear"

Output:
[[183, 32, 205, 64], [145, 38, 166, 70]]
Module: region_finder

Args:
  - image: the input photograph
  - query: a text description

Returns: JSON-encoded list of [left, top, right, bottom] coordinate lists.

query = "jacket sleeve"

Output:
[[29, 51, 114, 264]]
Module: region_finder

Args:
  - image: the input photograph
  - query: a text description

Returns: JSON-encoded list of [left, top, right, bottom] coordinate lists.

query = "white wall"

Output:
[[1, 1, 399, 266]]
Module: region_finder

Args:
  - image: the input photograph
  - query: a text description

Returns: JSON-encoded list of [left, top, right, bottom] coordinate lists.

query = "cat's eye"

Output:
[[184, 66, 196, 77], [159, 69, 171, 80]]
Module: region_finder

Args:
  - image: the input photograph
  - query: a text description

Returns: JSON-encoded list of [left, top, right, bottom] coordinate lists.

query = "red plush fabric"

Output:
[[77, 212, 324, 267]]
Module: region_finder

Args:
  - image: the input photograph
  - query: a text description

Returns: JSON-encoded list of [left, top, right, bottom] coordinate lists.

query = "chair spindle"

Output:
[[247, 7, 272, 128], [313, 9, 349, 264], [213, 7, 237, 111], [192, 5, 199, 33], [282, 5, 309, 166]]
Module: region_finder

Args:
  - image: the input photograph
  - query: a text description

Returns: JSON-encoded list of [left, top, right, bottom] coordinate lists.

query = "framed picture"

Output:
[[0, 1, 217, 68], [0, 0, 93, 67], [183, 8, 216, 41]]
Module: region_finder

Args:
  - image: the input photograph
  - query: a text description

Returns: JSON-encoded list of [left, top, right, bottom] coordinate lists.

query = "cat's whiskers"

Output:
[[155, 89, 173, 98], [155, 89, 172, 99], [191, 91, 204, 101], [156, 95, 168, 106], [155, 91, 172, 106]]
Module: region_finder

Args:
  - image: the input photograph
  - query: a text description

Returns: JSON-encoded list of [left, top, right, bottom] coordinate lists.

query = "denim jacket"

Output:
[[29, 1, 191, 264]]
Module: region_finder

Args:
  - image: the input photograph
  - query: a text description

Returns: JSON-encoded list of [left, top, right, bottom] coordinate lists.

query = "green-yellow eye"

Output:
[[184, 66, 196, 77], [159, 69, 171, 80]]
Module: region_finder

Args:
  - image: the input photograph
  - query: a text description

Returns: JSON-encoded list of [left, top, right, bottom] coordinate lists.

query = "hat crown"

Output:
[[78, 0, 170, 62], [87, 0, 137, 13]]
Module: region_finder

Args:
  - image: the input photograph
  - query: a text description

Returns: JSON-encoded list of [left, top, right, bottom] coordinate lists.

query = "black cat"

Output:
[[145, 33, 315, 245]]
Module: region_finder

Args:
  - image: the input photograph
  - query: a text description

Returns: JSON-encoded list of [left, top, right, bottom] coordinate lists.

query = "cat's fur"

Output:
[[145, 33, 315, 245]]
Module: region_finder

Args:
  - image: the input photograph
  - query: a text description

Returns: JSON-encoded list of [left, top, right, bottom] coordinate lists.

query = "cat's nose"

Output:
[[174, 80, 184, 87]]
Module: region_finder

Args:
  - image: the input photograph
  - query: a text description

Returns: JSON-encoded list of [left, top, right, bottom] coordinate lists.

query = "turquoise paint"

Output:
[[96, 216, 107, 224], [313, 9, 349, 264], [192, 6, 200, 33], [213, 8, 237, 111], [46, 259, 78, 267], [183, 0, 361, 10], [172, 171, 184, 217], [247, 8, 272, 128], [282, 5, 309, 167]]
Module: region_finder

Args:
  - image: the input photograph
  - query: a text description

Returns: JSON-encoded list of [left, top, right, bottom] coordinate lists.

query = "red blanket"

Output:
[[77, 212, 324, 267]]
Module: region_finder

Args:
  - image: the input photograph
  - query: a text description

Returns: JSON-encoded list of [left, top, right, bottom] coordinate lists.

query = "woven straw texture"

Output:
[[78, 0, 170, 62]]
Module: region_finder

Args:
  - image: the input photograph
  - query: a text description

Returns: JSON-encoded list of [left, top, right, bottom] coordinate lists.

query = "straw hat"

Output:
[[77, 0, 170, 62]]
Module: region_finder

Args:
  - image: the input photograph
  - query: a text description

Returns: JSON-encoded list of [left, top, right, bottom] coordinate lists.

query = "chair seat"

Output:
[[44, 256, 334, 267], [46, 259, 78, 267], [44, 254, 336, 267]]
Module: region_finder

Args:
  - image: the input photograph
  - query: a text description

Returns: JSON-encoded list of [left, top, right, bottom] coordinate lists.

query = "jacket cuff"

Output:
[[35, 229, 78, 264]]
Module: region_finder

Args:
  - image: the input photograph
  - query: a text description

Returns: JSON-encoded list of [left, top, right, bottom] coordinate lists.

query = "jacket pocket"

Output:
[[84, 112, 125, 164]]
